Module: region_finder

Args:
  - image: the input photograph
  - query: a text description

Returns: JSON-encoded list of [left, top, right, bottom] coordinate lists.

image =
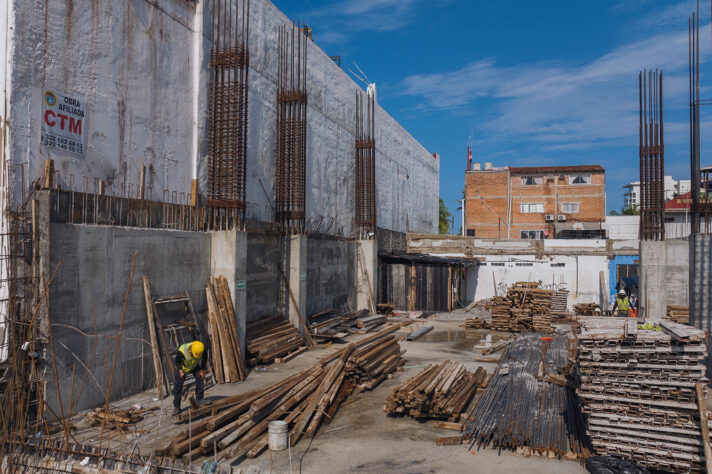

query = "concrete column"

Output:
[[210, 230, 247, 353], [286, 235, 308, 331], [355, 240, 378, 313]]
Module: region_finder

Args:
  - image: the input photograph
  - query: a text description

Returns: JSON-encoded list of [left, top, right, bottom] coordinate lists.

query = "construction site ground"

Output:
[[67, 311, 587, 473]]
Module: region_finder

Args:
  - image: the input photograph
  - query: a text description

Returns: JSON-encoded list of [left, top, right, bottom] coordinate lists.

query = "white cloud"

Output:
[[399, 21, 711, 150]]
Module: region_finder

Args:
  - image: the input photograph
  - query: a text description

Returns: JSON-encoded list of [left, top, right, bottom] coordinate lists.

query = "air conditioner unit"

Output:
[[545, 214, 554, 221], [557, 215, 567, 222], [547, 174, 555, 182]]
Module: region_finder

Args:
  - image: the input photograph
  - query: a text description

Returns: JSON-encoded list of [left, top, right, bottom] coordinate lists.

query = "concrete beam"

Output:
[[286, 236, 308, 332], [210, 231, 247, 353], [355, 240, 377, 313]]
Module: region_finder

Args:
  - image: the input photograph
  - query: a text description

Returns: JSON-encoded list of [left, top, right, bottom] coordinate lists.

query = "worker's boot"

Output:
[[172, 406, 181, 416]]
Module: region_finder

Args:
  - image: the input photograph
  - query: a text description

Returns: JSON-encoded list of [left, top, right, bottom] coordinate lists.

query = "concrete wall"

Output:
[[605, 216, 639, 240], [46, 223, 210, 415], [467, 254, 609, 308], [3, 0, 438, 234], [690, 234, 712, 332], [639, 239, 689, 320], [245, 233, 283, 323], [306, 238, 355, 316]]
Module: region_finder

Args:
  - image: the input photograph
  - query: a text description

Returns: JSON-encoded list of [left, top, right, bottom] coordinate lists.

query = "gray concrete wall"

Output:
[[46, 223, 210, 415], [5, 0, 438, 234], [306, 238, 355, 316], [639, 239, 689, 320], [245, 233, 283, 322], [690, 234, 712, 332]]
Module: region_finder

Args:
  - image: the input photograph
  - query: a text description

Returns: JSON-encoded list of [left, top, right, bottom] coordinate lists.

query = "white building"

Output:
[[623, 176, 691, 209]]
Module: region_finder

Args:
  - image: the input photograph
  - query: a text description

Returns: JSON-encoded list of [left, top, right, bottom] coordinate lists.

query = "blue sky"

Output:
[[275, 0, 712, 232]]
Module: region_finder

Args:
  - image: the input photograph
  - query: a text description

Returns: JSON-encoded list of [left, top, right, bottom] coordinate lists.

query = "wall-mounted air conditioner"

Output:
[[545, 214, 554, 221], [557, 215, 567, 222]]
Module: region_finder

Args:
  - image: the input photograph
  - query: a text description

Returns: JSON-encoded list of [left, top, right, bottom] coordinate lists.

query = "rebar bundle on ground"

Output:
[[463, 334, 590, 460]]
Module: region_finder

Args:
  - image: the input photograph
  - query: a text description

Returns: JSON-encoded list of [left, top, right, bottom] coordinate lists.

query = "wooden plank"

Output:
[[142, 275, 166, 398], [696, 383, 712, 473], [207, 282, 233, 383], [433, 421, 463, 432], [436, 436, 463, 446], [218, 276, 247, 380], [205, 285, 224, 384], [275, 346, 307, 363], [210, 278, 239, 381]]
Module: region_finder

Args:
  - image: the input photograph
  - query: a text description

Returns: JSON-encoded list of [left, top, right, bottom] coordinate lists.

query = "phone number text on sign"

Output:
[[41, 89, 85, 156]]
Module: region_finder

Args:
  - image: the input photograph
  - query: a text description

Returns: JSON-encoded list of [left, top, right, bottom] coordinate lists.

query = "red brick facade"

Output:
[[464, 165, 606, 239]]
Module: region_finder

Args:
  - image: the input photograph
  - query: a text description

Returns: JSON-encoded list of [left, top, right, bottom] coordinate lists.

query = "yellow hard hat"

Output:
[[190, 341, 204, 358]]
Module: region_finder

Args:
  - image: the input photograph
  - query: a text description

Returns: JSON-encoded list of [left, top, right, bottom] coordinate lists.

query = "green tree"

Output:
[[456, 189, 465, 211], [609, 210, 620, 216], [621, 206, 640, 216], [439, 198, 451, 234]]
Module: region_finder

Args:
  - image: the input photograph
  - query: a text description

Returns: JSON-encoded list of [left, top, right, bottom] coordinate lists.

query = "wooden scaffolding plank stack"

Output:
[[551, 289, 569, 317], [574, 303, 600, 316], [577, 318, 709, 473], [666, 305, 690, 324], [246, 315, 307, 365], [488, 282, 553, 333], [206, 276, 247, 383], [384, 361, 486, 422]]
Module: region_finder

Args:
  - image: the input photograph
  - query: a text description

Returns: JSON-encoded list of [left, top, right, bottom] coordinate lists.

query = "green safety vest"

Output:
[[178, 342, 200, 373], [616, 296, 631, 312]]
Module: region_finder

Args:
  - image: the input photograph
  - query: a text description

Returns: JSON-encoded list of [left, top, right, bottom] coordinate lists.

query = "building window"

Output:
[[551, 263, 565, 267], [520, 203, 545, 213], [522, 176, 543, 185], [516, 262, 534, 266], [569, 174, 591, 185], [561, 202, 579, 214], [466, 228, 476, 236], [520, 230, 544, 239], [490, 262, 505, 267]]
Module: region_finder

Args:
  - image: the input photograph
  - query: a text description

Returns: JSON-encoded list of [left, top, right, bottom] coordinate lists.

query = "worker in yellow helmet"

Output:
[[172, 340, 206, 416]]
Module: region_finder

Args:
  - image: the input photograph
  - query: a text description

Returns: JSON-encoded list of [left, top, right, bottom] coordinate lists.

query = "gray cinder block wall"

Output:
[[639, 239, 689, 320], [46, 223, 211, 416], [690, 234, 712, 331]]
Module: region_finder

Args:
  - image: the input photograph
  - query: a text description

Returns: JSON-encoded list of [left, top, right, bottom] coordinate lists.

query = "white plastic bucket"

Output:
[[268, 420, 289, 451]]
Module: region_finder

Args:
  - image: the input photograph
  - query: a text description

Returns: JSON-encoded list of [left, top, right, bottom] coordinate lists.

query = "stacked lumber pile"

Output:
[[206, 276, 247, 383], [577, 318, 709, 472], [551, 289, 569, 317], [158, 324, 407, 463], [377, 303, 394, 316], [86, 407, 150, 429], [385, 362, 486, 422], [309, 309, 389, 340], [463, 334, 590, 460], [574, 303, 600, 316], [343, 331, 406, 390], [488, 283, 553, 333], [246, 316, 307, 365], [465, 318, 490, 329], [666, 305, 690, 324], [490, 296, 512, 331]]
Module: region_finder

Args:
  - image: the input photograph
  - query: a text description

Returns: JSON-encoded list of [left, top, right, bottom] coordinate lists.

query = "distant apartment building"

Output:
[[464, 163, 606, 239], [623, 176, 691, 210]]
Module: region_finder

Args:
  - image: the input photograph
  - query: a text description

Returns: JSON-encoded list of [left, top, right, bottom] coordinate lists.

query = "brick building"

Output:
[[463, 164, 606, 239]]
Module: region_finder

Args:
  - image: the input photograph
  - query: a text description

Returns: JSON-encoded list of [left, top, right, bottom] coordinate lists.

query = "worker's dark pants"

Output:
[[173, 369, 204, 408]]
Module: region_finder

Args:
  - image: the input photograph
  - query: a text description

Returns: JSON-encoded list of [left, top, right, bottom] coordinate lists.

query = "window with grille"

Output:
[[520, 230, 544, 239], [522, 176, 543, 185], [561, 202, 579, 213], [520, 203, 545, 213], [569, 174, 591, 185]]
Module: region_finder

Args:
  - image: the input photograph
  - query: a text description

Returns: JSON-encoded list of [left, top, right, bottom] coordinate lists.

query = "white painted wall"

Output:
[[604, 215, 639, 240], [466, 254, 609, 309], [3, 0, 438, 234]]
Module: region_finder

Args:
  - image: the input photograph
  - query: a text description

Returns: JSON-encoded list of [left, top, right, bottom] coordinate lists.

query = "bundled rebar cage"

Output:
[[275, 23, 308, 234], [355, 91, 376, 238], [207, 0, 250, 227], [638, 69, 665, 241]]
